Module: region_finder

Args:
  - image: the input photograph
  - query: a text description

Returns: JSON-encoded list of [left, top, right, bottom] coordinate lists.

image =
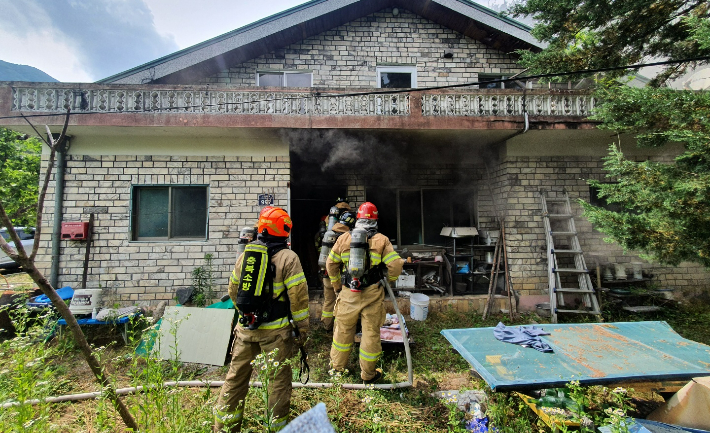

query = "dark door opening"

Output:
[[289, 151, 346, 289]]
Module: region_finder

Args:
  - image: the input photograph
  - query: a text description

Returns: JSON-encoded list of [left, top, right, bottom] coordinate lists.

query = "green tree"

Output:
[[511, 0, 710, 266], [0, 127, 41, 227]]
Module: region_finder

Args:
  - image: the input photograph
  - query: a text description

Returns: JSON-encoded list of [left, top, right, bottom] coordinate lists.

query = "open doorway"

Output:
[[289, 151, 346, 289]]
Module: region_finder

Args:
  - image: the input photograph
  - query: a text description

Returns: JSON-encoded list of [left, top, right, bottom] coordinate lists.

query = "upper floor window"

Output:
[[377, 66, 417, 89], [256, 71, 313, 87], [478, 74, 527, 89], [132, 185, 208, 241]]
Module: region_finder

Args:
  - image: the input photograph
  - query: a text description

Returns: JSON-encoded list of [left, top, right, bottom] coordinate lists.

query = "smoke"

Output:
[[284, 129, 407, 177], [0, 0, 179, 81]]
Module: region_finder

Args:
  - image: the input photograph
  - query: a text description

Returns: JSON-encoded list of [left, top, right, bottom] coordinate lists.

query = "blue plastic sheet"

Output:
[[442, 321, 710, 391], [598, 418, 710, 433], [26, 286, 74, 308]]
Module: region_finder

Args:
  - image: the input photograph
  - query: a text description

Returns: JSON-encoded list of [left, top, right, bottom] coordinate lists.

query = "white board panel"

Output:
[[156, 306, 235, 366]]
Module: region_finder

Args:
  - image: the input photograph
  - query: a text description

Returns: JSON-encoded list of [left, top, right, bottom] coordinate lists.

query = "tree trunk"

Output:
[[0, 112, 138, 430], [3, 238, 139, 430]]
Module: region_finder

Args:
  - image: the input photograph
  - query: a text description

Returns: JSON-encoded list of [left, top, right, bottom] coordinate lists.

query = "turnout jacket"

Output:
[[331, 222, 350, 236], [228, 248, 309, 332], [326, 231, 404, 292]]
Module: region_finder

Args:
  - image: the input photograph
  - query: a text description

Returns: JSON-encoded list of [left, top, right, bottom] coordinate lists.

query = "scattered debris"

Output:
[[647, 376, 710, 430]]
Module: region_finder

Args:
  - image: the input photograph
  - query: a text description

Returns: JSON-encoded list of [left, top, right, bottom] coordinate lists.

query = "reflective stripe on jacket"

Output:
[[325, 231, 404, 292], [228, 248, 309, 331]]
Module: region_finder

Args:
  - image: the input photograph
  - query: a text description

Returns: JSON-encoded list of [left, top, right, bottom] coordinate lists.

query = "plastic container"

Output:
[[535, 302, 551, 318], [410, 293, 430, 321]]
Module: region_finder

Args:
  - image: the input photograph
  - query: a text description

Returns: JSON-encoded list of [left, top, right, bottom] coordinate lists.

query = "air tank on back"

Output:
[[348, 227, 369, 291], [326, 206, 339, 230], [236, 227, 256, 256], [317, 229, 338, 269]]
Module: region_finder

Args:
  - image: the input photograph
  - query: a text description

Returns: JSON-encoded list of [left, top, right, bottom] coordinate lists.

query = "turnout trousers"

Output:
[[321, 277, 336, 331], [330, 283, 385, 381], [214, 325, 294, 432]]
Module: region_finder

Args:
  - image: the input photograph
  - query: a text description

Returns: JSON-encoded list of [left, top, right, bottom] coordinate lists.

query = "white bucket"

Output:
[[410, 293, 429, 321]]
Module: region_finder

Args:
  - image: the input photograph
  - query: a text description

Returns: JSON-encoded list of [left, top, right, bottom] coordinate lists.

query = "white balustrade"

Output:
[[12, 86, 593, 117]]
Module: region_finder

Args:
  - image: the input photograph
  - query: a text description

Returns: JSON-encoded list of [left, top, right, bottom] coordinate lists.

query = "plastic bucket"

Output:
[[410, 293, 429, 321]]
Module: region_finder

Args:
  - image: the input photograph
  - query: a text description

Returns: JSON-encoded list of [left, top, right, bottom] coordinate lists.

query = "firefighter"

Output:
[[214, 207, 309, 433], [319, 210, 356, 331], [325, 202, 404, 383]]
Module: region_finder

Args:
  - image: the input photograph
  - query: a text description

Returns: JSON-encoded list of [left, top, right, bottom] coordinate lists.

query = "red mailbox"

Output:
[[61, 222, 90, 240]]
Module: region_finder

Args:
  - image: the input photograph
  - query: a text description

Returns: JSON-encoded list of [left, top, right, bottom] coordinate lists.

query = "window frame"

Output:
[[255, 71, 313, 88], [376, 66, 418, 89], [130, 184, 210, 242], [366, 186, 475, 247], [477, 74, 528, 90]]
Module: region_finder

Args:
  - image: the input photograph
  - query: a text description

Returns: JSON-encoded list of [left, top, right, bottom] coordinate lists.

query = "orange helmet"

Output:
[[356, 202, 378, 220], [258, 207, 292, 237]]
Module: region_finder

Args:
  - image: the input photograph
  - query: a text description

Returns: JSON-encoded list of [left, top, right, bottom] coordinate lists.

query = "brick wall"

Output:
[[494, 155, 710, 296], [36, 155, 290, 305], [329, 152, 710, 297], [199, 7, 522, 89]]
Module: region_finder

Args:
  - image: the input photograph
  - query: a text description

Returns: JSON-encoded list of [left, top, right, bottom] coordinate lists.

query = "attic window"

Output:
[[377, 66, 417, 89], [257, 72, 312, 88]]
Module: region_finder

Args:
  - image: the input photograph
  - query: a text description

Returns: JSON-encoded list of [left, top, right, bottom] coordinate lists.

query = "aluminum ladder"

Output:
[[541, 190, 601, 323]]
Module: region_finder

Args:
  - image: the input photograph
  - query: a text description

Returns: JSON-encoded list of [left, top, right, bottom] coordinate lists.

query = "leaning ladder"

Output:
[[541, 191, 601, 323]]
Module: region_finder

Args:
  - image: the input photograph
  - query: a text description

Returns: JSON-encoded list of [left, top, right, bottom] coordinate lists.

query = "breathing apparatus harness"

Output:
[[235, 237, 289, 330], [343, 226, 386, 292], [234, 234, 309, 383]]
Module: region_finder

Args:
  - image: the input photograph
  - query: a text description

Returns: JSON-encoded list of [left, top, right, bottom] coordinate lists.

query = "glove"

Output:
[[294, 324, 309, 346]]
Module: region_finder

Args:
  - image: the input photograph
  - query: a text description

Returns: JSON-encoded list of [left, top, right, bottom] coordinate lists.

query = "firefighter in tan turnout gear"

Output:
[[325, 202, 404, 383], [317, 209, 356, 331], [214, 207, 309, 433]]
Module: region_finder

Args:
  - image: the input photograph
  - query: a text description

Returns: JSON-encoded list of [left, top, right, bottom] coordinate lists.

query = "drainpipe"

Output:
[[50, 142, 67, 289]]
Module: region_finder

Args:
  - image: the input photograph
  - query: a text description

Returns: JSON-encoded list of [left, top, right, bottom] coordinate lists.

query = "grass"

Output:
[[1, 280, 709, 432]]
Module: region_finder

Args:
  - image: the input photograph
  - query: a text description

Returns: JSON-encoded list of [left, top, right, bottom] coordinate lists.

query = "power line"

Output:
[[1, 55, 708, 121]]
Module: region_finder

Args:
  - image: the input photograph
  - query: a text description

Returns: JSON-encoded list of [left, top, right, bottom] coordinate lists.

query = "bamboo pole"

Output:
[[501, 220, 513, 320], [482, 228, 502, 320]]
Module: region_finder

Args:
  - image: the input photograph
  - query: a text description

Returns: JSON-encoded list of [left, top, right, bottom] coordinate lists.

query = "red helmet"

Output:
[[356, 202, 378, 220], [258, 207, 292, 237]]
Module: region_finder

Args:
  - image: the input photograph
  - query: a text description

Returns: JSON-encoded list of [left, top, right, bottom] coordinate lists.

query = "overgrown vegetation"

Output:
[[510, 0, 710, 268], [191, 253, 216, 307], [0, 127, 41, 227], [2, 296, 705, 432]]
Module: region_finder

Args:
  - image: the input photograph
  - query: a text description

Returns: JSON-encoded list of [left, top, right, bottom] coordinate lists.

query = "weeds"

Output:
[[191, 253, 216, 307], [0, 304, 703, 432], [0, 304, 66, 432]]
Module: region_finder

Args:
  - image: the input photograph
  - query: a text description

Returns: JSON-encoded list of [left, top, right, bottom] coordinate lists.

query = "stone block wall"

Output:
[[495, 155, 710, 296], [199, 8, 522, 89], [36, 155, 290, 305]]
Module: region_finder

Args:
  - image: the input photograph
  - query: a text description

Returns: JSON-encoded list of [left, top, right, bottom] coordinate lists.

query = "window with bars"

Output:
[[131, 185, 208, 241]]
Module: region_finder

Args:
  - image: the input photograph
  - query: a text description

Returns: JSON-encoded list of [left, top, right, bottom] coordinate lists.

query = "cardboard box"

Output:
[[647, 376, 710, 430]]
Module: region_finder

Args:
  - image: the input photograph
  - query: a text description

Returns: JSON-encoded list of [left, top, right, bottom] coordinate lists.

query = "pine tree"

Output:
[[511, 1, 710, 266]]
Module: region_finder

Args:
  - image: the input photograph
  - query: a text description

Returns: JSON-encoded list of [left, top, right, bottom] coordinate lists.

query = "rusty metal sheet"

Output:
[[441, 321, 710, 391]]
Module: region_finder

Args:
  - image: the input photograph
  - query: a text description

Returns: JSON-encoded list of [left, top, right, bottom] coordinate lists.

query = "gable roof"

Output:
[[98, 0, 541, 85]]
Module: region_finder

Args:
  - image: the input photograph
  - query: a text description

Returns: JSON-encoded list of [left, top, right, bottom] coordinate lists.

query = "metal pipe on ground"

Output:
[[3, 280, 414, 408], [1, 379, 415, 408]]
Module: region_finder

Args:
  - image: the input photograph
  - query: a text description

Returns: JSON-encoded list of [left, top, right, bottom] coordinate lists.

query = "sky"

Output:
[[0, 0, 506, 83]]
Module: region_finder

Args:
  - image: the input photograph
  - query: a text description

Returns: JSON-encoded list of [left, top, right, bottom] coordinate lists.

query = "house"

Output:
[[1, 0, 707, 313]]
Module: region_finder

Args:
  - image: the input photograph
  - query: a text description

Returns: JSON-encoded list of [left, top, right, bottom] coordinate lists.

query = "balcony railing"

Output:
[[10, 86, 595, 117], [421, 93, 596, 117]]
